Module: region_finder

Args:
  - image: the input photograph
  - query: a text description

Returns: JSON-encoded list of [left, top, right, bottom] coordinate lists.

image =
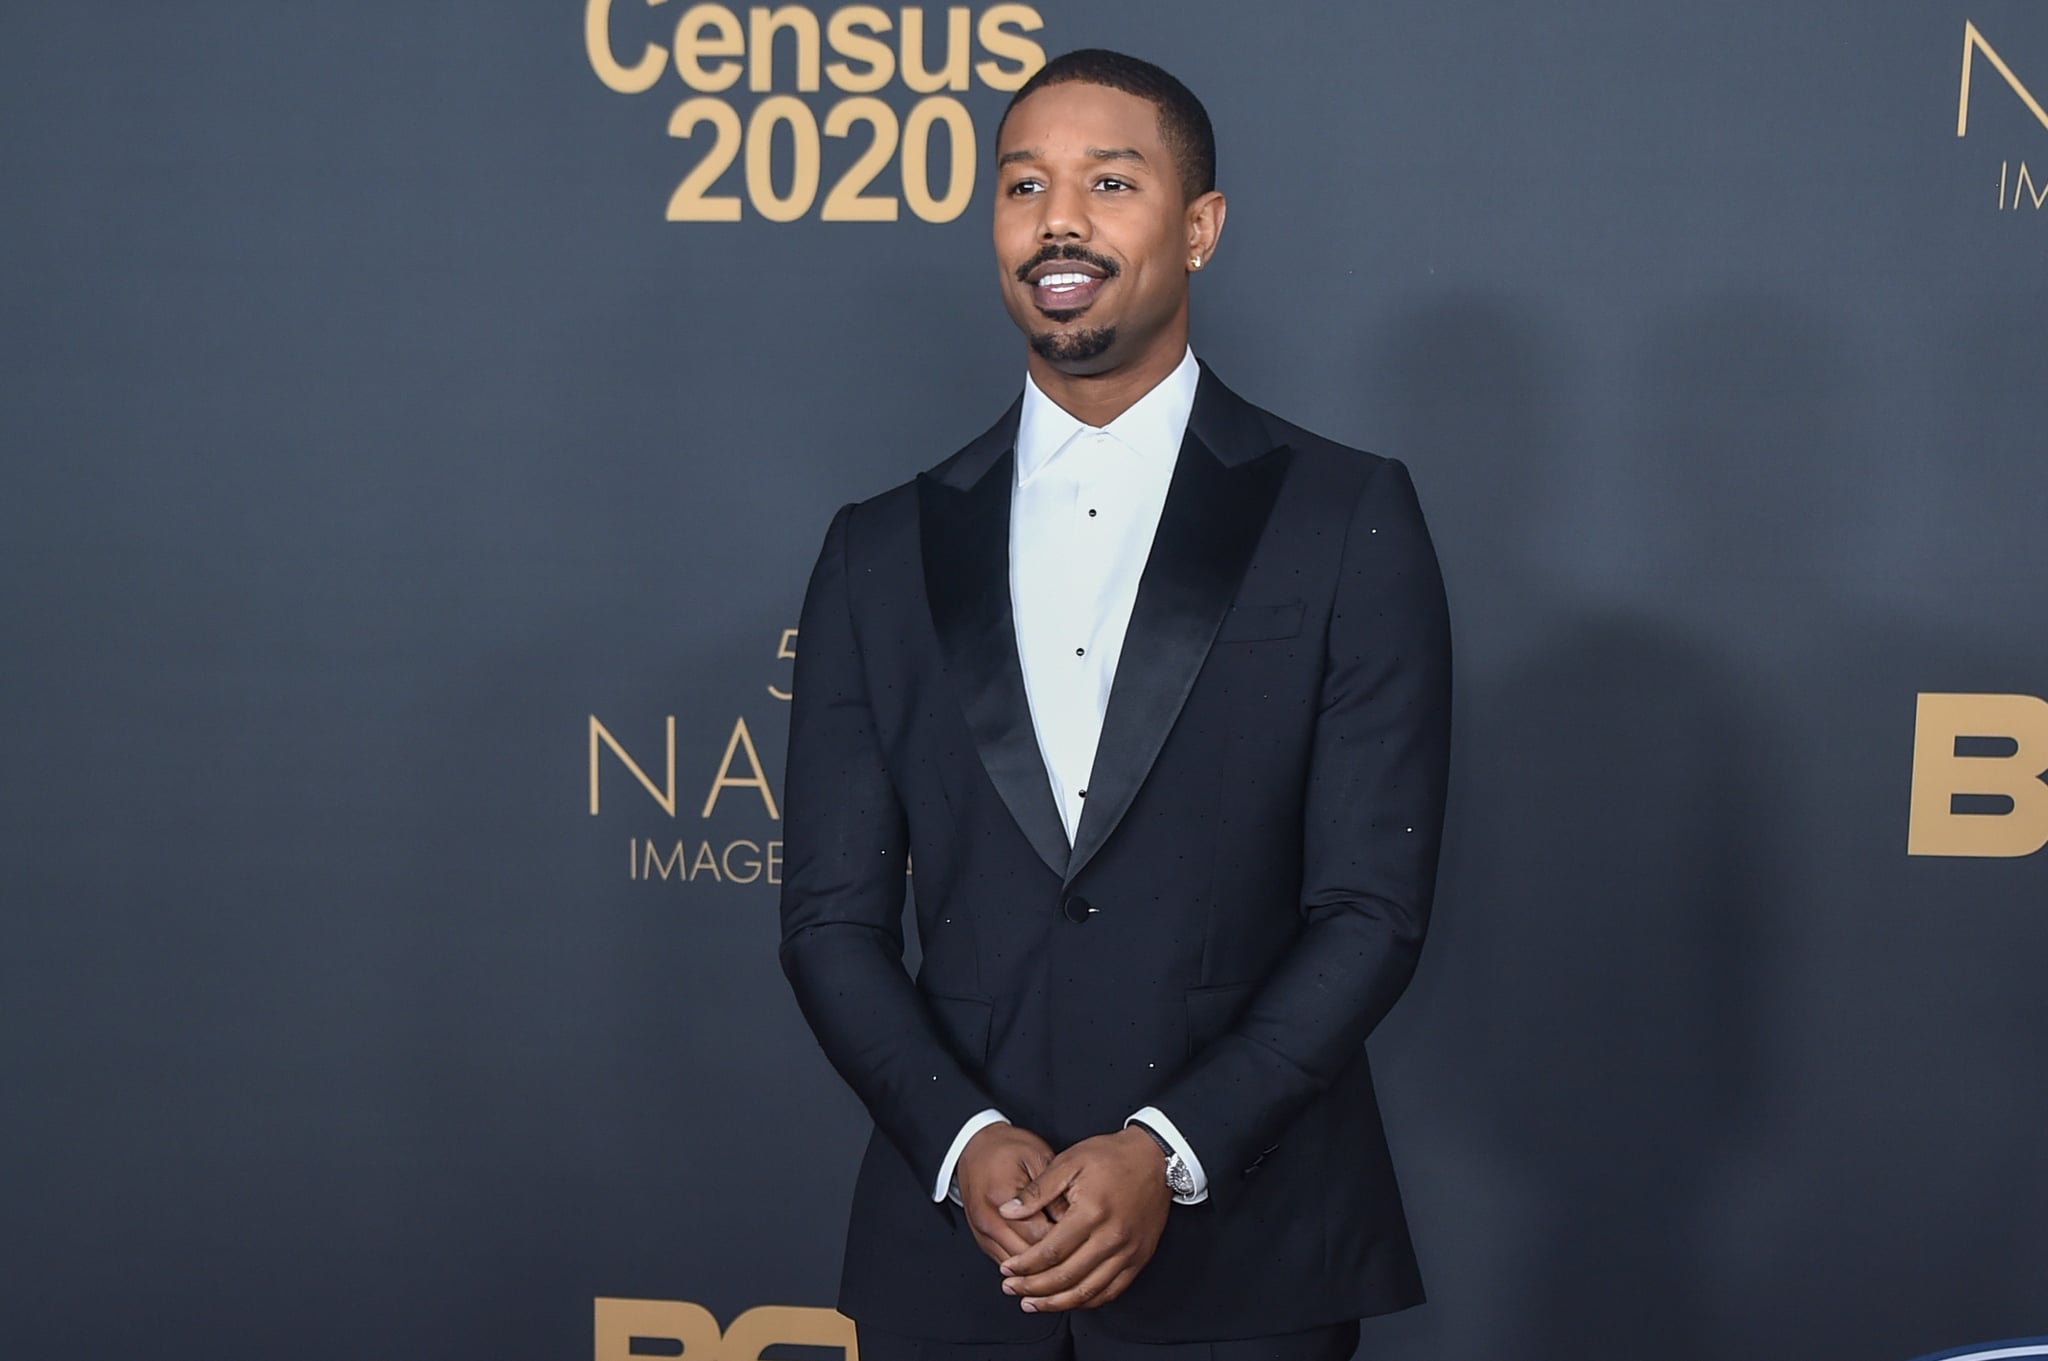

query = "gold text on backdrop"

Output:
[[1994, 160, 2048, 210], [588, 630, 795, 888], [588, 715, 780, 819], [594, 1298, 856, 1361], [1958, 21, 2048, 137], [1957, 18, 2048, 210], [1908, 693, 2048, 857], [585, 3, 1047, 222]]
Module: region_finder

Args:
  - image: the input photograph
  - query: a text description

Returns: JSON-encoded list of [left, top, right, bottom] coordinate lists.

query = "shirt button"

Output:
[[1075, 647, 1086, 656], [1088, 508, 1098, 517]]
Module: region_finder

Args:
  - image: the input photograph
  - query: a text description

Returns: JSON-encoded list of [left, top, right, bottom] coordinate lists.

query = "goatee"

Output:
[[1029, 325, 1116, 364]]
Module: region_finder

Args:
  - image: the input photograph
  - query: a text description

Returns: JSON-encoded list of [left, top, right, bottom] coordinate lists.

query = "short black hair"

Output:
[[997, 48, 1217, 202]]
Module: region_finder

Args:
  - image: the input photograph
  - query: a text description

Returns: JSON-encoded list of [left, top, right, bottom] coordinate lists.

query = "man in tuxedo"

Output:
[[779, 48, 1451, 1361]]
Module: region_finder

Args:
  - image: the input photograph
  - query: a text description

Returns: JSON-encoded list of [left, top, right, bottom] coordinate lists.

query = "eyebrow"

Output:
[[997, 146, 1150, 168]]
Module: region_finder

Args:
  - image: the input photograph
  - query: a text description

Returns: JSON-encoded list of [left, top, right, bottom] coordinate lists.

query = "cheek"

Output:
[[1114, 220, 1185, 283], [1118, 251, 1177, 309]]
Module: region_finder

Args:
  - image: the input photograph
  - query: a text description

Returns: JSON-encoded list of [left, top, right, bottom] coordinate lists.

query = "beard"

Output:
[[1028, 324, 1117, 365]]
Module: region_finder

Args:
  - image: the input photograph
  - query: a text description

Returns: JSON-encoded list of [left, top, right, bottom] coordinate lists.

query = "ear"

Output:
[[1185, 190, 1227, 272]]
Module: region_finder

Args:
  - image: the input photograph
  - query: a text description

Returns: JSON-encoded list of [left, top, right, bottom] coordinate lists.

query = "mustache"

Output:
[[1014, 244, 1121, 282]]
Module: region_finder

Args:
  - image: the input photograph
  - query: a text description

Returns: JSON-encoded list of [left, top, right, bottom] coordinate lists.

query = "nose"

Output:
[[1036, 178, 1090, 243]]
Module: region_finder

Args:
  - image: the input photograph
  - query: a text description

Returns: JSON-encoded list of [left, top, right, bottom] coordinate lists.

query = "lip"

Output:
[[1026, 258, 1108, 284], [1023, 258, 1112, 314], [1030, 273, 1107, 314]]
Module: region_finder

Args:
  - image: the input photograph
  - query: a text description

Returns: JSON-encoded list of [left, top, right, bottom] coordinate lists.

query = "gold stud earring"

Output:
[[1189, 255, 1203, 270]]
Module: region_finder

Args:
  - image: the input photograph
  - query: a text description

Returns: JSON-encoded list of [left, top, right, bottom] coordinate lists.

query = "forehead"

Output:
[[997, 82, 1167, 161]]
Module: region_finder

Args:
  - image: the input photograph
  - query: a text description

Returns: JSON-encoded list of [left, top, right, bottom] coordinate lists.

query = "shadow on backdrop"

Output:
[[1354, 294, 1780, 1361]]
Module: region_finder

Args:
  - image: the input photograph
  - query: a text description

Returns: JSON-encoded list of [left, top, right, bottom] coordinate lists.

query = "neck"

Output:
[[1025, 316, 1190, 428]]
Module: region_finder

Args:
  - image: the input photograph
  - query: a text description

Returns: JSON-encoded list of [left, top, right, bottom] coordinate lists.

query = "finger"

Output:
[[1002, 1157, 1051, 1221], [998, 1203, 1098, 1277], [1000, 1156, 1079, 1219], [971, 1224, 1034, 1265], [1003, 1219, 1123, 1298], [966, 1205, 1037, 1263], [1009, 1208, 1056, 1246], [974, 1179, 1063, 1259], [1077, 1265, 1138, 1311], [1018, 1258, 1137, 1314]]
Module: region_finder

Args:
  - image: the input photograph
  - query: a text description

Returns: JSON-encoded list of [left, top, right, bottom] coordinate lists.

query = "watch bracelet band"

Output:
[[1129, 1119, 1174, 1157], [1128, 1119, 1196, 1197]]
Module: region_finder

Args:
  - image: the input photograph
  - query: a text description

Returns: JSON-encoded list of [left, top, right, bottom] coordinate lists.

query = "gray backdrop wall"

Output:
[[4, 3, 2045, 1359]]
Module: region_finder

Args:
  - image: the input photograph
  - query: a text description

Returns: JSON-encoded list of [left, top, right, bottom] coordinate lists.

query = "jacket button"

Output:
[[1061, 894, 1096, 924]]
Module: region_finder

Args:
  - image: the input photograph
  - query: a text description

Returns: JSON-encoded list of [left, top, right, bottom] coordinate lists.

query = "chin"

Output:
[[1029, 325, 1118, 366]]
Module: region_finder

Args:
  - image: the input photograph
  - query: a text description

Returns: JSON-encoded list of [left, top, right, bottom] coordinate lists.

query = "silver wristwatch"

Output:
[[1129, 1119, 1196, 1198]]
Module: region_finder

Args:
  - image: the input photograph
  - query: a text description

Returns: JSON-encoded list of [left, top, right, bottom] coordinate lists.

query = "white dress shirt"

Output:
[[932, 347, 1211, 1207]]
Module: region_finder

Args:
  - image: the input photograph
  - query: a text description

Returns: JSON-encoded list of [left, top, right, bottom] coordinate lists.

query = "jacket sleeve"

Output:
[[778, 502, 1000, 1188], [1148, 457, 1452, 1201]]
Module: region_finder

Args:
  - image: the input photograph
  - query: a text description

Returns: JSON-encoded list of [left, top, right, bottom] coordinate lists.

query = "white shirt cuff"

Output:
[[1127, 1105, 1209, 1204], [934, 1108, 1010, 1203]]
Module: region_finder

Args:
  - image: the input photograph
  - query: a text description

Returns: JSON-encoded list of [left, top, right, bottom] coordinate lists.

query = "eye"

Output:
[[1006, 178, 1044, 196], [1095, 176, 1132, 192]]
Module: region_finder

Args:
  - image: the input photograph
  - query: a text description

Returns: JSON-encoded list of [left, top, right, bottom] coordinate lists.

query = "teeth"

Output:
[[1039, 272, 1091, 288]]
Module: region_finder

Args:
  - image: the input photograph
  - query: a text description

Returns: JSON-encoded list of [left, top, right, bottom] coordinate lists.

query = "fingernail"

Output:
[[1002, 1198, 1022, 1211], [1021, 1301, 1037, 1313], [999, 1264, 1015, 1276], [1001, 1282, 1016, 1295]]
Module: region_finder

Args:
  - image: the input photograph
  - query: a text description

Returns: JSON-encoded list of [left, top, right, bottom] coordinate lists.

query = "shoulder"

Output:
[[1210, 384, 1438, 569], [1229, 388, 1416, 515]]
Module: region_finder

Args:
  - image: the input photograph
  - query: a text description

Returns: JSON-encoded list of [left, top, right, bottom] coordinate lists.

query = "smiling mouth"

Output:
[[1028, 269, 1108, 315], [1019, 248, 1118, 317]]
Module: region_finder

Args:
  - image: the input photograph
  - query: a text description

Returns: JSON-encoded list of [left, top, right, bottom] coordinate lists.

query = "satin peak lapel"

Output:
[[918, 414, 1072, 880], [1064, 371, 1291, 884]]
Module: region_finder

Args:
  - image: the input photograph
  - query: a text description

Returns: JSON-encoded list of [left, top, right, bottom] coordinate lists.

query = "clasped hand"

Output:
[[954, 1123, 1172, 1313]]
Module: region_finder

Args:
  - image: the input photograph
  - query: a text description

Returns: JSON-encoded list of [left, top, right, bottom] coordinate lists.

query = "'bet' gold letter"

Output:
[[594, 1298, 720, 1360], [1908, 693, 2048, 857], [595, 1298, 857, 1361]]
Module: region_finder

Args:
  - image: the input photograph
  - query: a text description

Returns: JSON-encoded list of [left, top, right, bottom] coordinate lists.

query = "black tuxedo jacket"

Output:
[[778, 365, 1451, 1344]]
